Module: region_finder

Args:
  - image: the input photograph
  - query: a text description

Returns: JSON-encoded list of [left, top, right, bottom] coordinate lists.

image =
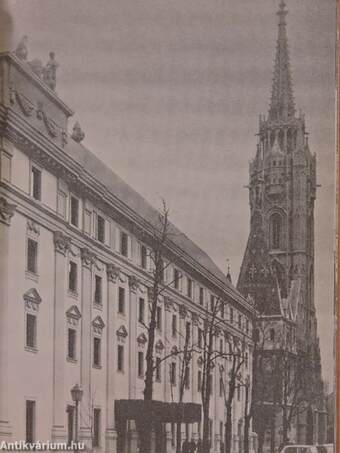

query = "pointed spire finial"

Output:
[[268, 0, 295, 122], [226, 258, 232, 284]]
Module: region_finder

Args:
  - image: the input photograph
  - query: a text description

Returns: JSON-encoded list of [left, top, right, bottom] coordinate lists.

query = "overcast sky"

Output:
[[1, 0, 336, 388]]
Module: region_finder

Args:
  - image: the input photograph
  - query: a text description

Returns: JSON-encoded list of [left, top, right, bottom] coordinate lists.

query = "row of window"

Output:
[[29, 166, 250, 329], [25, 399, 101, 447]]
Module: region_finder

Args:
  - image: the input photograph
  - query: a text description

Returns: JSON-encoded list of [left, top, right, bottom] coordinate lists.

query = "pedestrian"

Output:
[[189, 438, 197, 452], [182, 439, 190, 453]]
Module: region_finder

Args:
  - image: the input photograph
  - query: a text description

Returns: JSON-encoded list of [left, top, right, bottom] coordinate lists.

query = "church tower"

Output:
[[238, 0, 317, 347], [237, 0, 326, 447]]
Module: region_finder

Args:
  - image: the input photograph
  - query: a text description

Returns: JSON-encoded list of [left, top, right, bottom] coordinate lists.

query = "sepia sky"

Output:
[[1, 0, 336, 388]]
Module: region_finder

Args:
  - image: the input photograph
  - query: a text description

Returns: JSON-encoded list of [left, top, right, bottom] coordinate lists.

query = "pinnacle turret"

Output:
[[268, 0, 295, 122]]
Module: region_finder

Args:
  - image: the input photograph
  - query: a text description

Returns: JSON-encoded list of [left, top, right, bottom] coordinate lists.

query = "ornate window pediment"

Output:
[[155, 339, 164, 353], [137, 332, 148, 345], [92, 316, 105, 335], [66, 305, 81, 326], [23, 288, 42, 312], [116, 325, 128, 343]]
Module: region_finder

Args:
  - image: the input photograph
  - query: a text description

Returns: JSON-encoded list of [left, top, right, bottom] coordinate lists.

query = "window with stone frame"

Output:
[[70, 195, 79, 227], [199, 286, 204, 305], [138, 351, 144, 378], [155, 357, 162, 382], [93, 336, 101, 367], [26, 400, 36, 444], [68, 261, 78, 293], [172, 314, 177, 337], [93, 408, 101, 447], [68, 328, 76, 360], [26, 313, 37, 349], [31, 165, 41, 201], [96, 214, 105, 243], [24, 288, 41, 352], [138, 297, 145, 324], [94, 275, 103, 306], [120, 231, 128, 257], [170, 362, 176, 386], [27, 238, 38, 275], [140, 244, 147, 269], [118, 287, 125, 314], [117, 344, 124, 371]]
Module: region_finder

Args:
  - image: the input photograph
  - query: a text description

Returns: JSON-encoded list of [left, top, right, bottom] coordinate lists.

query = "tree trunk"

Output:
[[202, 404, 210, 453], [244, 415, 251, 453], [225, 404, 232, 453], [176, 422, 182, 453]]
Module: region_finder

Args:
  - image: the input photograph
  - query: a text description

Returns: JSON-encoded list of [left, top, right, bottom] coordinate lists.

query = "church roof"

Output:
[[64, 138, 241, 298]]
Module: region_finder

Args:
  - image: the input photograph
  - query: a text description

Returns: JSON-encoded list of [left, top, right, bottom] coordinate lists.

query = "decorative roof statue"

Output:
[[14, 35, 28, 60], [71, 122, 85, 143], [42, 52, 59, 91]]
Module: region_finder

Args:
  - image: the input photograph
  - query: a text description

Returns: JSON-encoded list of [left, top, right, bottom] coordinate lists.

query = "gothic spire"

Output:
[[268, 0, 295, 122]]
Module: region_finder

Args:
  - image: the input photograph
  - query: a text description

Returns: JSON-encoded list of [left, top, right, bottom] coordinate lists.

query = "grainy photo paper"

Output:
[[0, 1, 336, 453]]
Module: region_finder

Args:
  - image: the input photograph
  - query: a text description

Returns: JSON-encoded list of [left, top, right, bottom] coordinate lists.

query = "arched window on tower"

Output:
[[270, 213, 282, 249]]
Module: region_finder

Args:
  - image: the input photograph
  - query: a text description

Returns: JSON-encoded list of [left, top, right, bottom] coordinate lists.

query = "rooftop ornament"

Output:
[[14, 35, 28, 60], [42, 51, 59, 91], [71, 122, 85, 143]]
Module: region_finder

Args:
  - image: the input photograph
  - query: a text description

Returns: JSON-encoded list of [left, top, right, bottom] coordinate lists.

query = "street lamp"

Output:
[[71, 384, 83, 444]]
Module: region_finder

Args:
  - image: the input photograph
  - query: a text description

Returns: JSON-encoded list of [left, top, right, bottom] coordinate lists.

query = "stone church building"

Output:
[[237, 1, 327, 451]]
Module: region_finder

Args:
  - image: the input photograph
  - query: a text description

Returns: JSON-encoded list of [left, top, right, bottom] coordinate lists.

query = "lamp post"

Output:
[[71, 383, 83, 445]]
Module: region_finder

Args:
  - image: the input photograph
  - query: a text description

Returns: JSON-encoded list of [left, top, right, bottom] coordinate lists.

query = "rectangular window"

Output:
[[117, 344, 124, 371], [198, 328, 203, 348], [67, 405, 75, 445], [120, 231, 128, 257], [68, 261, 77, 293], [199, 287, 204, 305], [138, 351, 144, 378], [170, 362, 176, 386], [156, 306, 162, 331], [185, 322, 191, 342], [27, 238, 38, 274], [159, 259, 165, 283], [156, 357, 162, 381], [26, 400, 36, 444], [138, 298, 145, 323], [26, 313, 37, 349], [219, 377, 224, 397], [118, 287, 125, 314], [184, 366, 190, 389], [172, 314, 177, 337], [93, 337, 101, 367], [174, 268, 180, 290], [84, 209, 92, 235], [220, 339, 223, 354], [93, 408, 101, 448], [187, 277, 192, 298], [97, 214, 105, 243], [246, 319, 249, 335], [230, 307, 234, 324], [140, 245, 147, 269], [220, 302, 225, 318], [210, 295, 215, 312], [70, 196, 79, 227], [197, 370, 202, 392], [94, 275, 102, 305], [57, 191, 67, 218], [238, 314, 242, 330], [31, 166, 41, 201], [68, 328, 76, 360]]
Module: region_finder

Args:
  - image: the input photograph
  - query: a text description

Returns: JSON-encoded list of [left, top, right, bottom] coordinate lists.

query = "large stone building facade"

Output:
[[237, 1, 326, 451], [0, 41, 256, 452]]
